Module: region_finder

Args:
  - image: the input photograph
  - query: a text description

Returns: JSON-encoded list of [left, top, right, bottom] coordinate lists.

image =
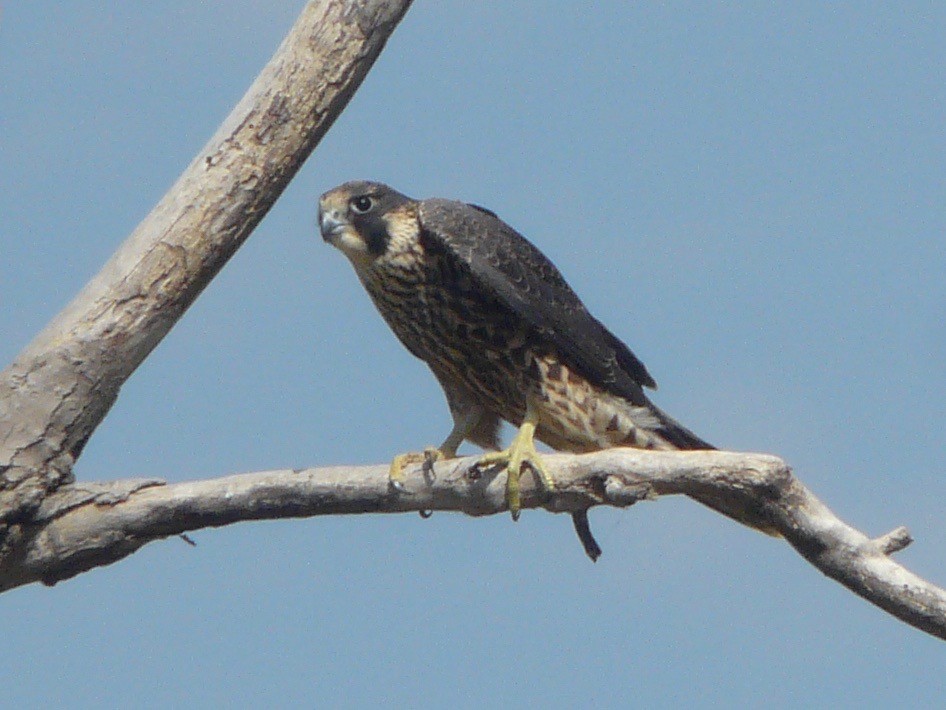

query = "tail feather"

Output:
[[650, 406, 716, 451], [638, 405, 779, 535]]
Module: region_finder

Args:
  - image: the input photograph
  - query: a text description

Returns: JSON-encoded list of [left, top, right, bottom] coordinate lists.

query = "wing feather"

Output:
[[418, 198, 657, 403]]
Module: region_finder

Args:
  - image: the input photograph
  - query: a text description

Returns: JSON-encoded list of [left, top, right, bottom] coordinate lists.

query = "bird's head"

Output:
[[318, 181, 413, 264]]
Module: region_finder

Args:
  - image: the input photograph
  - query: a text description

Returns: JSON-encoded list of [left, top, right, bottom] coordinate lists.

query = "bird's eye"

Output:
[[350, 195, 374, 214]]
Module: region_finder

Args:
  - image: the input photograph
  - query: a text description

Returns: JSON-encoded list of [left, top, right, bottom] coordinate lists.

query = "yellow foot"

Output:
[[389, 447, 444, 491], [473, 421, 555, 521]]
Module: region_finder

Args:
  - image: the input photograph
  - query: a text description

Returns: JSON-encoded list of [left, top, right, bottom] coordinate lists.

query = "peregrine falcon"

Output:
[[318, 180, 772, 560]]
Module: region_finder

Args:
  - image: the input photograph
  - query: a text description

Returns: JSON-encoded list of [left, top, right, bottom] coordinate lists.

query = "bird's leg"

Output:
[[388, 410, 478, 491], [474, 399, 554, 520]]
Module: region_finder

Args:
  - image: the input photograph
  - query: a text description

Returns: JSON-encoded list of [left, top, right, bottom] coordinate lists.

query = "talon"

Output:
[[419, 510, 433, 519], [521, 455, 555, 493], [422, 447, 443, 483], [472, 400, 552, 521], [389, 447, 449, 492], [389, 452, 420, 493]]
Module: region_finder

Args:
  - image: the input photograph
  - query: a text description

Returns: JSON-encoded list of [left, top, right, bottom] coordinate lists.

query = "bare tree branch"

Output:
[[2, 449, 943, 643], [2, 0, 941, 656], [0, 0, 413, 527]]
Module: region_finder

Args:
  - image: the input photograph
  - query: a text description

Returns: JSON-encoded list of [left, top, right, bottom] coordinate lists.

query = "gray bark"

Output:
[[1, 0, 943, 650], [0, 0, 413, 530], [2, 450, 943, 643]]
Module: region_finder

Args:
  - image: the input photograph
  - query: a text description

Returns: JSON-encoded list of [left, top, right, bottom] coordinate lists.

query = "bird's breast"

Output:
[[360, 249, 536, 413]]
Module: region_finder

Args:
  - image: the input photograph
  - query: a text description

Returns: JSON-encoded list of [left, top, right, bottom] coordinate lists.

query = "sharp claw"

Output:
[[419, 510, 433, 519], [422, 448, 440, 483], [522, 459, 555, 493], [390, 448, 444, 492]]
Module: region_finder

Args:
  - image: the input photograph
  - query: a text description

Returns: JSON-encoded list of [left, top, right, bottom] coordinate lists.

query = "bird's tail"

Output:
[[632, 405, 779, 535]]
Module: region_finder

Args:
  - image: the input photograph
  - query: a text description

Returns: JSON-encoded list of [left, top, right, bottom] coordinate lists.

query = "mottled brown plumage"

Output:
[[319, 180, 772, 559]]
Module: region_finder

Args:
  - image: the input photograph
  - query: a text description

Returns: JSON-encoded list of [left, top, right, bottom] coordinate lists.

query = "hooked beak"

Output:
[[319, 207, 346, 243]]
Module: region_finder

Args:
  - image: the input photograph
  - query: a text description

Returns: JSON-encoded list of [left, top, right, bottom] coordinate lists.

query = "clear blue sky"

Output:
[[2, 2, 945, 707]]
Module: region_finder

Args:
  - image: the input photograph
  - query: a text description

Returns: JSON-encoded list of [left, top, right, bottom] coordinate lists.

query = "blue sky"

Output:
[[2, 2, 945, 707]]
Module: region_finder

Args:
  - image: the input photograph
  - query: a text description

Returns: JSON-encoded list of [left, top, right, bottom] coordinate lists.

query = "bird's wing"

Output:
[[418, 198, 657, 403]]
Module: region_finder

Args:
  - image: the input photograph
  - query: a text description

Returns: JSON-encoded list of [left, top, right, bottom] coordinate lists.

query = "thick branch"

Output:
[[0, 0, 413, 523], [3, 449, 943, 643]]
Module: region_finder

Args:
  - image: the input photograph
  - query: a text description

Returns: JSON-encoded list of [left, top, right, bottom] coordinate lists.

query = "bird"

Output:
[[318, 180, 773, 560]]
